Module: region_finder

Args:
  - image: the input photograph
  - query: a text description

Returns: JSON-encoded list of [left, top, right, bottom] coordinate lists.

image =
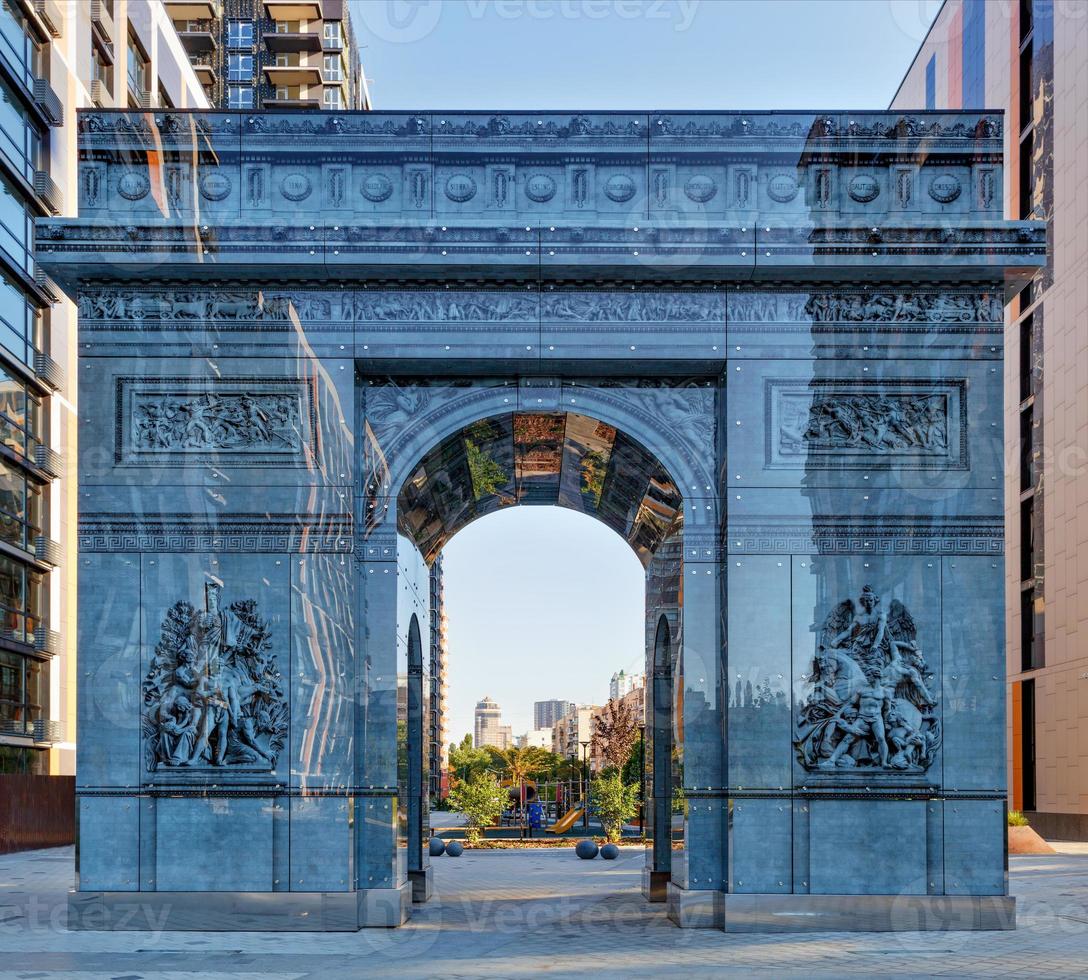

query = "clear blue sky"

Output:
[[348, 0, 941, 742]]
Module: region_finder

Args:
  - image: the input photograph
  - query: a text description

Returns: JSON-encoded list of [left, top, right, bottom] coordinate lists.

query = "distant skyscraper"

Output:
[[609, 670, 643, 701], [474, 695, 511, 750], [534, 699, 574, 730]]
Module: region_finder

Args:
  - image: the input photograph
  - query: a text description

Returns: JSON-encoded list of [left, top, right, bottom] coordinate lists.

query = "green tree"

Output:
[[448, 771, 507, 845], [448, 734, 490, 784], [592, 771, 639, 843], [486, 744, 552, 784]]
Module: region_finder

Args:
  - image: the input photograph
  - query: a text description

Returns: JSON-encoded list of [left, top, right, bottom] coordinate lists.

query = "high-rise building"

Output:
[[533, 698, 573, 730], [0, 0, 207, 777], [473, 695, 511, 750], [893, 1, 1087, 838], [609, 669, 642, 701], [163, 0, 369, 110], [428, 555, 448, 797], [551, 705, 598, 767]]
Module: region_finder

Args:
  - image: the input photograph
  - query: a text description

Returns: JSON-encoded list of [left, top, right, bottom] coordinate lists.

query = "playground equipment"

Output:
[[546, 807, 585, 834]]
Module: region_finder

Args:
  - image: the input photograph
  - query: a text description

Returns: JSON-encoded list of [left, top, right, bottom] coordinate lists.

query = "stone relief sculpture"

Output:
[[794, 586, 940, 773], [354, 291, 536, 322], [779, 392, 949, 457], [804, 292, 999, 322], [131, 391, 302, 454], [542, 292, 725, 322], [142, 582, 287, 770]]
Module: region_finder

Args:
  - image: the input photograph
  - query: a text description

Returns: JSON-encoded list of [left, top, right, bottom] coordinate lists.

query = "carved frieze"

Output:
[[766, 173, 799, 203], [794, 586, 940, 774], [116, 377, 316, 465], [848, 174, 880, 203], [803, 291, 1000, 323], [604, 174, 637, 203], [355, 290, 536, 322], [542, 291, 725, 322], [199, 172, 232, 202], [117, 171, 150, 201], [766, 379, 966, 470], [445, 174, 477, 203], [142, 582, 287, 771], [928, 174, 962, 203]]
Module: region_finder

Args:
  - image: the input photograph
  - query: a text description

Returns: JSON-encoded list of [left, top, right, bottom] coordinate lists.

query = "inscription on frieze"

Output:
[[117, 378, 315, 465], [142, 581, 287, 771], [765, 379, 966, 470], [795, 585, 940, 774]]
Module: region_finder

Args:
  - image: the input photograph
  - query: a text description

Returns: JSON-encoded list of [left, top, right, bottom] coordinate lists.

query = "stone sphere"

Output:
[[445, 840, 464, 857], [575, 839, 599, 860], [428, 837, 446, 857], [600, 843, 620, 860]]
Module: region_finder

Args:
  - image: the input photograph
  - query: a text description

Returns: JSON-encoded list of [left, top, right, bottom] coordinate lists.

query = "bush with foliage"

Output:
[[448, 772, 507, 844], [1008, 809, 1030, 827], [592, 771, 639, 843]]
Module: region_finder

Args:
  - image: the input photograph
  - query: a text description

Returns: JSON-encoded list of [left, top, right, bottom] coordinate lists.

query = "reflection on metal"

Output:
[[396, 411, 682, 565]]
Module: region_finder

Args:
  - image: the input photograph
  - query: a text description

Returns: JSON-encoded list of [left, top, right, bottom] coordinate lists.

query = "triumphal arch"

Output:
[[38, 109, 1043, 932]]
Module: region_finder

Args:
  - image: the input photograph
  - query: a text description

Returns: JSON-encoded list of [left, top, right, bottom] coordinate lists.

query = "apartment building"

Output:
[[893, 0, 1088, 838], [551, 705, 597, 768], [164, 0, 368, 110], [0, 0, 206, 775]]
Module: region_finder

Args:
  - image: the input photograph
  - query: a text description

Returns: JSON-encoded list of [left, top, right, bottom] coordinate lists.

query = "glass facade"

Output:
[[0, 0, 59, 766]]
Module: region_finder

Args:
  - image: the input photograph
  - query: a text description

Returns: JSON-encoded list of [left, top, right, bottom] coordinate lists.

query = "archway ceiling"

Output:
[[397, 411, 682, 565]]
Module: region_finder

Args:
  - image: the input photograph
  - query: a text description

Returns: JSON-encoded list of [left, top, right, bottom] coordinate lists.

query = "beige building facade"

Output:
[[893, 0, 1088, 837]]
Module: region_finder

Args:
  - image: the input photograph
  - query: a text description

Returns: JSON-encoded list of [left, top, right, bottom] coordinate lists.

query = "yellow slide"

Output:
[[545, 807, 584, 834]]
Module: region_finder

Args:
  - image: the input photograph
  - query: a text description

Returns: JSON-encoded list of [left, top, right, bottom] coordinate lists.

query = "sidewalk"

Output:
[[1, 845, 1087, 977]]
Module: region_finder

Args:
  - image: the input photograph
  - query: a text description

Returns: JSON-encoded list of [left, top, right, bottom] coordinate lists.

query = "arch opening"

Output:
[[395, 410, 684, 566], [649, 614, 675, 888]]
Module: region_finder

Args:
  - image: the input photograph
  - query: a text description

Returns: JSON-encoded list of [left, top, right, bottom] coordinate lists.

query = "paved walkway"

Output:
[[1, 845, 1087, 978]]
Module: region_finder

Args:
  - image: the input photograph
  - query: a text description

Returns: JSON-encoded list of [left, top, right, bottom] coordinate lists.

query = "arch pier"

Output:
[[40, 109, 1044, 932]]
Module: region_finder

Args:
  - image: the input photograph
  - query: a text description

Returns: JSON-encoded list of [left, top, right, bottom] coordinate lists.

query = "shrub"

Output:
[[448, 772, 507, 845], [1008, 809, 1030, 827], [592, 771, 639, 843]]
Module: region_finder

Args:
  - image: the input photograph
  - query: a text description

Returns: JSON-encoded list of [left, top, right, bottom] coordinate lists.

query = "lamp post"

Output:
[[579, 739, 591, 830]]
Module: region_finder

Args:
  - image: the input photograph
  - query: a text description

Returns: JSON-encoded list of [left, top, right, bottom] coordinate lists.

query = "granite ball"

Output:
[[428, 837, 446, 857], [575, 839, 599, 860], [600, 843, 620, 860], [445, 840, 464, 857]]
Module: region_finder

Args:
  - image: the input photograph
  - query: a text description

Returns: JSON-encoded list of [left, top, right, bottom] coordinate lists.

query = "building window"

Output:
[[126, 32, 149, 105], [0, 366, 44, 462], [0, 0, 36, 89], [227, 19, 253, 48], [275, 19, 300, 34], [323, 54, 342, 82], [0, 75, 44, 184], [227, 85, 253, 109], [0, 272, 42, 367], [323, 20, 342, 46], [0, 649, 43, 727], [0, 458, 42, 552], [323, 86, 341, 109], [0, 554, 44, 647], [227, 53, 253, 82], [0, 171, 34, 277]]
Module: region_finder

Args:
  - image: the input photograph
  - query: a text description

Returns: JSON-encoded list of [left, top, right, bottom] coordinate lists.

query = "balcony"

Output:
[[32, 718, 64, 743], [32, 169, 60, 215], [262, 64, 321, 86], [90, 0, 113, 45], [263, 0, 321, 19], [34, 535, 62, 567], [178, 28, 217, 53], [31, 0, 62, 38], [33, 628, 60, 656], [33, 351, 64, 391], [164, 0, 219, 16], [31, 77, 62, 126], [190, 59, 216, 86], [89, 77, 110, 106], [32, 444, 62, 479], [263, 30, 322, 53]]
